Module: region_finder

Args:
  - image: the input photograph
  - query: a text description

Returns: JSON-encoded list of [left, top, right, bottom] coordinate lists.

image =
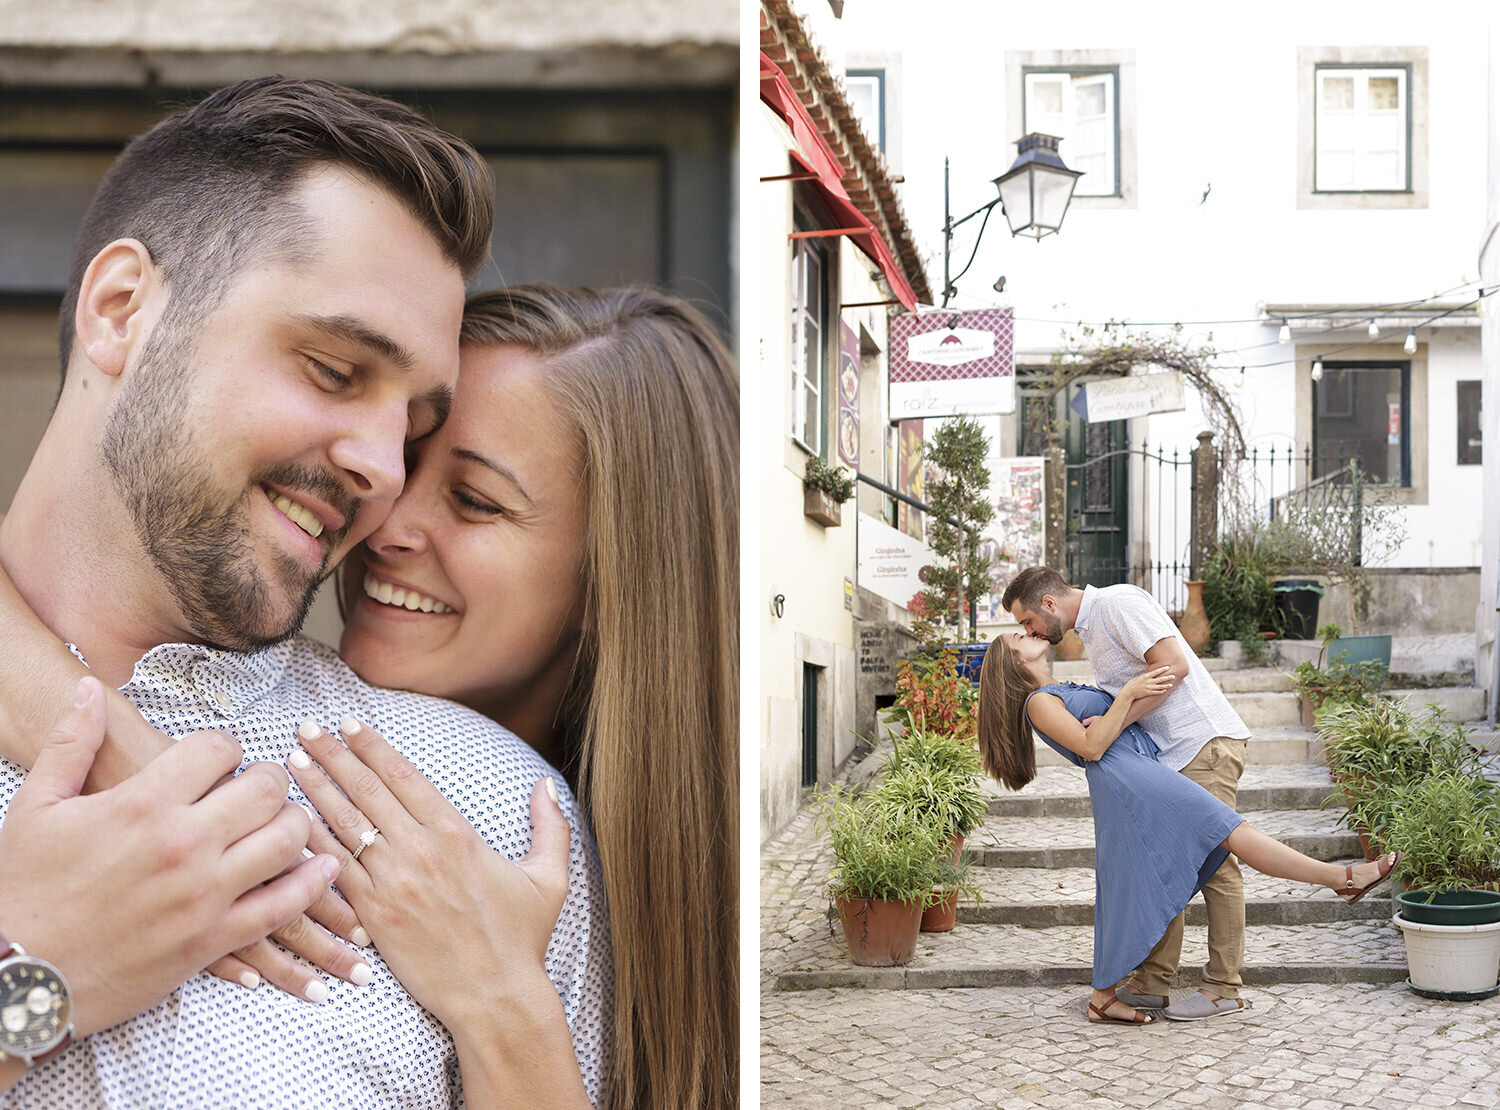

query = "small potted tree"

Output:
[[803, 455, 855, 528], [907, 416, 994, 652], [818, 786, 950, 966]]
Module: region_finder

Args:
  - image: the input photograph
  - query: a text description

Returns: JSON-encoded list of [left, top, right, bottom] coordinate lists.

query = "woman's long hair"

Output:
[[976, 638, 1041, 791], [460, 285, 738, 1110]]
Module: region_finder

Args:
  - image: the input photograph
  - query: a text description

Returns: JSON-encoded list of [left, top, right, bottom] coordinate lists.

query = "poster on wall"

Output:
[[857, 512, 934, 610], [977, 457, 1047, 623], [888, 308, 1015, 419], [838, 321, 860, 467]]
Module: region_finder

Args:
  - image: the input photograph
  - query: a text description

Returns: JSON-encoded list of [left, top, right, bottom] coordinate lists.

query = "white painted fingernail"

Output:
[[340, 715, 363, 736], [239, 971, 260, 990], [297, 718, 321, 742], [290, 748, 312, 769], [301, 847, 315, 860], [350, 963, 373, 986], [544, 777, 558, 804], [350, 926, 371, 947], [304, 979, 328, 1003]]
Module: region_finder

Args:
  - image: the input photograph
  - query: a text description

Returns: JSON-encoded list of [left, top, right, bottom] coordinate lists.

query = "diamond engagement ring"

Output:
[[351, 826, 381, 861]]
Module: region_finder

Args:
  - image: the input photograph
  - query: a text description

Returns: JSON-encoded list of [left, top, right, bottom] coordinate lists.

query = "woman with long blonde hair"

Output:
[[0, 284, 737, 1106], [978, 633, 1398, 1026]]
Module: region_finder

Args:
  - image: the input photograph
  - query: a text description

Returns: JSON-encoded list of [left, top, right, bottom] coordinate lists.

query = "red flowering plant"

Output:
[[884, 648, 978, 744]]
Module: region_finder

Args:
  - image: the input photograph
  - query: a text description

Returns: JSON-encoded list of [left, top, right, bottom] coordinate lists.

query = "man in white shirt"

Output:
[[1004, 566, 1252, 1021], [0, 78, 610, 1106]]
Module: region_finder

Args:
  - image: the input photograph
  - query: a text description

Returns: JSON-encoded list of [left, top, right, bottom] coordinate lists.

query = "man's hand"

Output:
[[0, 677, 342, 1041]]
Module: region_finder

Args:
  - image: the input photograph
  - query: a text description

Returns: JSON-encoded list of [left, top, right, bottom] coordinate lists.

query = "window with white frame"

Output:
[[1024, 69, 1117, 197], [791, 236, 828, 453], [1315, 66, 1409, 192], [846, 70, 885, 153]]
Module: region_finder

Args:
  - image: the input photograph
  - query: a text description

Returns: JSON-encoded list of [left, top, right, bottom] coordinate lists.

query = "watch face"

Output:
[[0, 956, 71, 1058]]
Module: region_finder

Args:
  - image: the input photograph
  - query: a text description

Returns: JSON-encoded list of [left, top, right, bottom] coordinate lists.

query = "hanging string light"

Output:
[[1404, 327, 1417, 355], [1311, 358, 1323, 381], [1278, 317, 1291, 344], [1367, 318, 1380, 338]]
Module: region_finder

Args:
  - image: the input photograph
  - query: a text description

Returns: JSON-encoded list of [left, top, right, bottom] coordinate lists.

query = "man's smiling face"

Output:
[[102, 167, 464, 650]]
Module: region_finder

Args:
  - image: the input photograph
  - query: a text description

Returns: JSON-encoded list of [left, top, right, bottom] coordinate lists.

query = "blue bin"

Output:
[[947, 642, 989, 683]]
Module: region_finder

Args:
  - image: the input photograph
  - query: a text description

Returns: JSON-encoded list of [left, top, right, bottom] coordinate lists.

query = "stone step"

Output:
[[960, 867, 1390, 926], [774, 920, 1406, 992], [966, 809, 1360, 869], [986, 762, 1337, 817], [1032, 725, 1325, 768]]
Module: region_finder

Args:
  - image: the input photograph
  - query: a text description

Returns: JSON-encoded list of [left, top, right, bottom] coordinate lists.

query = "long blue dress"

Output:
[[1026, 682, 1245, 989]]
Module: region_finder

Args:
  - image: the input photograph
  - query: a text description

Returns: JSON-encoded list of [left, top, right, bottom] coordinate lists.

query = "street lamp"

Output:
[[941, 132, 1082, 307]]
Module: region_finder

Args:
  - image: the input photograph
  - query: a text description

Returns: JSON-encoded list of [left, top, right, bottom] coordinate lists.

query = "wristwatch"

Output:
[[0, 932, 73, 1067]]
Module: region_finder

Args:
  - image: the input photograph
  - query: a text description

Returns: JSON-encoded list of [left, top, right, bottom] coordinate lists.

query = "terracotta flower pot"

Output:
[[920, 888, 959, 933], [834, 894, 923, 966]]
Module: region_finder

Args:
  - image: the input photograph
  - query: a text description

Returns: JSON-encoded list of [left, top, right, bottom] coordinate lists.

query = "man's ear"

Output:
[[75, 239, 158, 378], [1040, 594, 1057, 613]]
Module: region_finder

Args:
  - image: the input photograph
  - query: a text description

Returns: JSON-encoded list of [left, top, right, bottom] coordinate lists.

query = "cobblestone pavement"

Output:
[[761, 770, 1500, 1108], [761, 982, 1500, 1109]]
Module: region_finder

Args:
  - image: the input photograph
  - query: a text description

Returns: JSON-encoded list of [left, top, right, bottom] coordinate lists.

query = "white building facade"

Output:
[[843, 2, 1490, 652]]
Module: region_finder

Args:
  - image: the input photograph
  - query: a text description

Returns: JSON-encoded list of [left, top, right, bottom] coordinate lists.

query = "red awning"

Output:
[[760, 53, 918, 312]]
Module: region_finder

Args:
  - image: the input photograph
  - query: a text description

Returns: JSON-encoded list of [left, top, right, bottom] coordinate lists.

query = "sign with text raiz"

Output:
[[889, 308, 1015, 418]]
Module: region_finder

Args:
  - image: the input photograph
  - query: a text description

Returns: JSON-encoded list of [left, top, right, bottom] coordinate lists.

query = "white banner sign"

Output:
[[1084, 371, 1186, 422], [857, 512, 934, 609]]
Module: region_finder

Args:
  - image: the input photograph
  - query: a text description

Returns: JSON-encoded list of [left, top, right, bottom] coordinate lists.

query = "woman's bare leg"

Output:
[[1225, 823, 1392, 892]]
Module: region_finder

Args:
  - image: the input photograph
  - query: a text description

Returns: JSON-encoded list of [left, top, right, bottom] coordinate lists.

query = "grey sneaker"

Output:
[[1162, 992, 1246, 1021], [1114, 985, 1168, 1010]]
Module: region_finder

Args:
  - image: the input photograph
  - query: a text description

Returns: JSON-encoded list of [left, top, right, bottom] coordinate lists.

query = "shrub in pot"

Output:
[[817, 786, 950, 966], [1385, 770, 1500, 998], [1320, 700, 1484, 857], [876, 728, 988, 858], [883, 649, 979, 743]]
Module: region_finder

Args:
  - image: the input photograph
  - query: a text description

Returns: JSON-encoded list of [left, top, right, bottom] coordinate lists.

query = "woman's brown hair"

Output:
[[460, 285, 738, 1110], [977, 637, 1041, 791]]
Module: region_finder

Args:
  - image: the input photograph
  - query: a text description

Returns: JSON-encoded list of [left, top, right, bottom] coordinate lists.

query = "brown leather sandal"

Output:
[[1338, 850, 1402, 905], [1088, 998, 1155, 1025]]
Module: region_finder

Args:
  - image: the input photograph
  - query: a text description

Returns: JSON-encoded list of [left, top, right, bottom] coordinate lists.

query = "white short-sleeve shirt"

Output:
[[0, 635, 613, 1110], [1074, 584, 1250, 771]]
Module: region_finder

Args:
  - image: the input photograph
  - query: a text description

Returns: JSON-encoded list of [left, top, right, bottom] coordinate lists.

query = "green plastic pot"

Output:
[[1395, 888, 1500, 926]]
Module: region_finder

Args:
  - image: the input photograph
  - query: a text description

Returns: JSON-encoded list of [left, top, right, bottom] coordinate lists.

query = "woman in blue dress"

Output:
[[977, 632, 1399, 1026]]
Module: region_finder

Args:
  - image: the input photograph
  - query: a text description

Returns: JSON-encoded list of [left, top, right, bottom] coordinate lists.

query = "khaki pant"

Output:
[[1123, 735, 1247, 1000]]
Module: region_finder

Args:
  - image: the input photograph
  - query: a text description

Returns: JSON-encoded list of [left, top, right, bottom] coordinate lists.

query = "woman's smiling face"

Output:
[[338, 342, 588, 737]]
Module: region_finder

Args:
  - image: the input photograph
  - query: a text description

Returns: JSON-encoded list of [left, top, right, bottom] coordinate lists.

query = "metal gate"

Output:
[[1063, 439, 1201, 617]]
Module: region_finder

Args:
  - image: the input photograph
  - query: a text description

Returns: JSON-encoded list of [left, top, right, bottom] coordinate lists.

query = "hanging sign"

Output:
[[1080, 371, 1186, 422], [857, 512, 934, 609], [889, 308, 1015, 418]]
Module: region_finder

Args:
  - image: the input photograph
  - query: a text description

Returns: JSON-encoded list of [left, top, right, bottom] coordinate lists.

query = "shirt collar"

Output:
[[117, 640, 289, 720]]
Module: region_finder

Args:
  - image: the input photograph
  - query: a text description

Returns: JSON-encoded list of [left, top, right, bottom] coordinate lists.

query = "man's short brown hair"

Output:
[[1001, 565, 1071, 613], [58, 76, 494, 379]]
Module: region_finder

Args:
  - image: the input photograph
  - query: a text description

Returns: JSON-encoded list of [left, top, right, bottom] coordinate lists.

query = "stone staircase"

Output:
[[772, 650, 1491, 993]]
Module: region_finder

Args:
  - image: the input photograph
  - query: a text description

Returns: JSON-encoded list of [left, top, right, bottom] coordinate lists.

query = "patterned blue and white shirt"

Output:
[[0, 635, 613, 1109]]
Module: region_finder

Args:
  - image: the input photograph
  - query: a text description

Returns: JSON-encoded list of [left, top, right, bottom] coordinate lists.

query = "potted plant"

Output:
[[1200, 528, 1281, 664], [803, 455, 855, 528], [884, 649, 979, 745], [817, 786, 950, 966], [875, 728, 989, 860], [919, 851, 977, 933], [1287, 623, 1388, 728], [1385, 770, 1500, 999]]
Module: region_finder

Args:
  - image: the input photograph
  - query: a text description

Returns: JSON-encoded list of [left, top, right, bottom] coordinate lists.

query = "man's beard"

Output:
[[100, 321, 356, 651], [1039, 609, 1064, 644]]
